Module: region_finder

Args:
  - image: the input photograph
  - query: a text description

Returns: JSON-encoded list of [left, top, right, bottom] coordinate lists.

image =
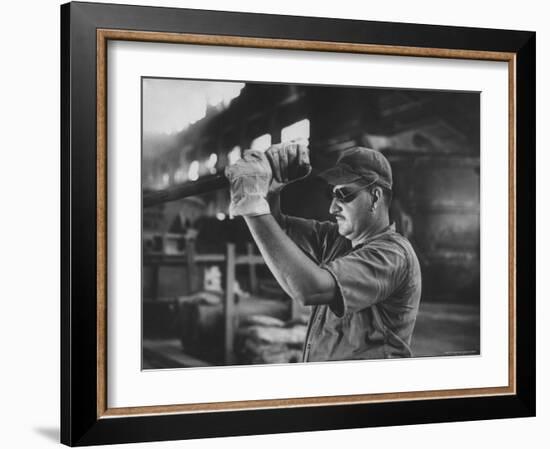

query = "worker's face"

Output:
[[328, 182, 373, 241]]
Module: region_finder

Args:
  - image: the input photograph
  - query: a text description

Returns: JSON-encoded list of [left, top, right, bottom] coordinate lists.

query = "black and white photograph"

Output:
[[0, 0, 542, 446], [141, 78, 481, 369]]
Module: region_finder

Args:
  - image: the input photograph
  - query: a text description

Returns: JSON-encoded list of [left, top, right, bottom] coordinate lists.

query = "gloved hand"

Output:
[[225, 150, 272, 218], [265, 140, 311, 193]]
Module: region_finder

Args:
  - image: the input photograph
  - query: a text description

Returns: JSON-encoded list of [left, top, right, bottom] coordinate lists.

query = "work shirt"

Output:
[[283, 216, 422, 362]]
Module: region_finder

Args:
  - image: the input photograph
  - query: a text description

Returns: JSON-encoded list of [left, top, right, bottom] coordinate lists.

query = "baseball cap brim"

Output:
[[318, 164, 378, 185]]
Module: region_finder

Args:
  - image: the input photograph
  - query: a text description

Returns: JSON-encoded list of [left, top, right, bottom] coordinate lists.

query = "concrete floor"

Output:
[[143, 301, 480, 368]]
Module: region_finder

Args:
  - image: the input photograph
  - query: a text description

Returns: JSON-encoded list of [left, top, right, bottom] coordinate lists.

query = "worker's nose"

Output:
[[329, 198, 341, 215]]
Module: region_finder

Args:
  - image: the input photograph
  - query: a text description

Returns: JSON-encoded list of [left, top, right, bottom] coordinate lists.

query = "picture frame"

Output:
[[60, 1, 535, 446]]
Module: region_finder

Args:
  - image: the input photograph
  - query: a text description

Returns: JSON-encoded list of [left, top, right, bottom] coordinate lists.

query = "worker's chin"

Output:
[[336, 221, 353, 238]]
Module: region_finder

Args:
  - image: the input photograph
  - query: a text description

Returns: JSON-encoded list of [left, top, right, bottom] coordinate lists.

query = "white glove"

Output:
[[225, 150, 271, 218]]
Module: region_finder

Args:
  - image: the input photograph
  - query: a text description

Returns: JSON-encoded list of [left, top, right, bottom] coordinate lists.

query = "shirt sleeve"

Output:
[[282, 215, 340, 263], [321, 240, 408, 316]]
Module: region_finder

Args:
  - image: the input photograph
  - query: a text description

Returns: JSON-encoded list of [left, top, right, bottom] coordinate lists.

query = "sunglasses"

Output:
[[330, 178, 378, 203]]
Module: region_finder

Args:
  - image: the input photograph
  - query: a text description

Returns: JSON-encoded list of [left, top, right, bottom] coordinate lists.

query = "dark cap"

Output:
[[319, 146, 393, 189]]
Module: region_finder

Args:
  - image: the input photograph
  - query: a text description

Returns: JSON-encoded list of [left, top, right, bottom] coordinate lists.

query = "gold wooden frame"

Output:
[[96, 29, 517, 419]]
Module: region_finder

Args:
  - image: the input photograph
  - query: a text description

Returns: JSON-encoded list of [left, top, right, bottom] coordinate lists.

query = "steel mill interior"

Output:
[[142, 79, 480, 368]]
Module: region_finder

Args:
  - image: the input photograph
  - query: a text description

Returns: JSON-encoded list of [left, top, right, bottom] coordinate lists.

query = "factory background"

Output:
[[141, 78, 480, 368]]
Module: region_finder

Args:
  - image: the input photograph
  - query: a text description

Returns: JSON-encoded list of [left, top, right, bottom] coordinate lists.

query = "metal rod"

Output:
[[143, 173, 229, 208], [143, 165, 313, 207]]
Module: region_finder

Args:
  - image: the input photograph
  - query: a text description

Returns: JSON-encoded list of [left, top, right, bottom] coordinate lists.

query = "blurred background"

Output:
[[141, 78, 480, 369]]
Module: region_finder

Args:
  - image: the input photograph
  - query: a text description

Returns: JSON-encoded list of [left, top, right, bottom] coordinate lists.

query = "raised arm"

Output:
[[264, 141, 309, 227], [225, 144, 335, 306], [244, 213, 336, 306], [266, 190, 285, 227]]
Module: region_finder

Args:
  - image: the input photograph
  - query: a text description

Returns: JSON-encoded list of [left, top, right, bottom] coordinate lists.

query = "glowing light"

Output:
[[143, 79, 245, 135], [174, 168, 186, 183], [188, 160, 199, 181], [228, 146, 241, 165], [206, 153, 218, 174], [216, 212, 226, 221], [251, 134, 272, 153], [207, 83, 245, 108], [281, 118, 310, 142]]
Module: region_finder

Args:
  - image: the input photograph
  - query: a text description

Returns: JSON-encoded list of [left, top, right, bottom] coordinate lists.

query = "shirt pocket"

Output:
[[325, 308, 350, 333]]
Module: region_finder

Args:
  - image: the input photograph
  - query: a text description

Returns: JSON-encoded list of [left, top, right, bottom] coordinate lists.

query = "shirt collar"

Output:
[[353, 222, 396, 248]]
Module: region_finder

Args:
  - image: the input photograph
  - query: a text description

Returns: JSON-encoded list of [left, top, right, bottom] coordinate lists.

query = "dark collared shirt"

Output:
[[284, 217, 422, 362]]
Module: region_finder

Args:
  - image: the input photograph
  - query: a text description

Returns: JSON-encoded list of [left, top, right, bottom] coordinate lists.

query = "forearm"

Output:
[[266, 190, 285, 227], [244, 214, 335, 306]]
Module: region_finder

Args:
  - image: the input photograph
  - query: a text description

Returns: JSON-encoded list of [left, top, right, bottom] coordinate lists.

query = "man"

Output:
[[225, 143, 421, 362]]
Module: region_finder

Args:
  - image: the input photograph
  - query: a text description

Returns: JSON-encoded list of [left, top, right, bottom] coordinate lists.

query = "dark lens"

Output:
[[332, 186, 353, 202]]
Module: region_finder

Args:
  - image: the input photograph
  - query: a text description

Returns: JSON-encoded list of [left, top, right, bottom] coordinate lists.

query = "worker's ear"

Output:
[[370, 186, 382, 212]]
